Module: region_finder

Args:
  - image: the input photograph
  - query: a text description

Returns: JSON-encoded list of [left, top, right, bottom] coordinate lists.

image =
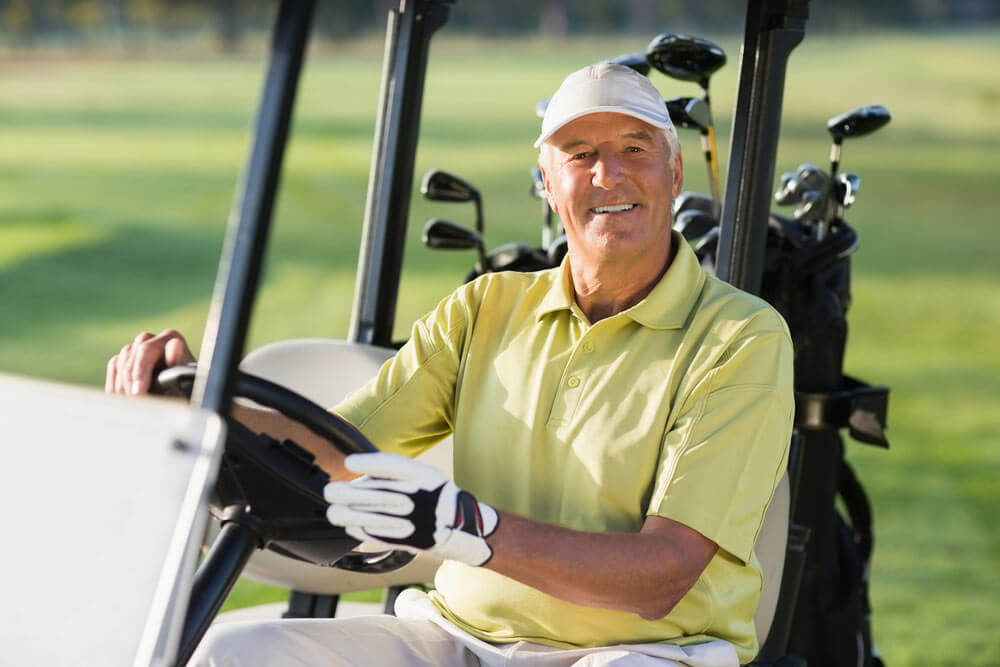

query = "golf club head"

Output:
[[793, 188, 824, 221], [693, 224, 721, 257], [836, 172, 861, 209], [529, 167, 547, 200], [674, 209, 718, 241], [547, 235, 569, 266], [422, 218, 483, 251], [664, 96, 709, 132], [421, 169, 480, 203], [774, 171, 799, 206], [608, 52, 651, 76], [646, 33, 726, 86], [672, 191, 715, 217], [795, 163, 829, 192], [827, 104, 891, 141]]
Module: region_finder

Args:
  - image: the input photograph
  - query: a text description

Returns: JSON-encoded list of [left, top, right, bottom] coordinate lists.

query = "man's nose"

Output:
[[591, 153, 626, 189]]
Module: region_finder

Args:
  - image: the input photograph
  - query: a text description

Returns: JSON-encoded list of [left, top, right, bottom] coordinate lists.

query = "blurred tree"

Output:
[[539, 0, 569, 37], [0, 0, 995, 47], [1, 0, 32, 40]]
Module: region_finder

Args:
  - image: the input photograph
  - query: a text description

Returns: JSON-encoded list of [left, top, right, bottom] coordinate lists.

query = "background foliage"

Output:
[[1, 0, 998, 51]]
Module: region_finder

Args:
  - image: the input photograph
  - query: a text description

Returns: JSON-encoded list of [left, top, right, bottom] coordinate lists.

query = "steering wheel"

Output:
[[156, 364, 415, 573]]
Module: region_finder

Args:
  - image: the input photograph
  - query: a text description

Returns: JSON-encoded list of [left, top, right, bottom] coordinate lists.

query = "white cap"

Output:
[[534, 62, 676, 149]]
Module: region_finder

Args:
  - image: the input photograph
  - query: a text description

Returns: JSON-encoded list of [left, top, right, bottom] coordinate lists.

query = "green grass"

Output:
[[2, 31, 998, 664]]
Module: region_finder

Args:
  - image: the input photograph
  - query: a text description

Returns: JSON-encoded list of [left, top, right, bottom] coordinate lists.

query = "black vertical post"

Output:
[[715, 0, 808, 296], [348, 0, 451, 347], [716, 3, 809, 662], [193, 0, 316, 414], [173, 518, 261, 666]]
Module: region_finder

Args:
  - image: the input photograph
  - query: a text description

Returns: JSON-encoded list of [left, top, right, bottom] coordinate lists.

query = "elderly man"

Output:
[[108, 63, 793, 666]]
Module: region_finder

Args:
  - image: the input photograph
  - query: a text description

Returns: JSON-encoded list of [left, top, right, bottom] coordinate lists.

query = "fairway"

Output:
[[1, 31, 998, 665]]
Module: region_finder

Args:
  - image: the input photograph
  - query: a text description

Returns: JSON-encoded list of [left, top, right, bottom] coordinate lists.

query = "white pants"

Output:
[[190, 589, 738, 667]]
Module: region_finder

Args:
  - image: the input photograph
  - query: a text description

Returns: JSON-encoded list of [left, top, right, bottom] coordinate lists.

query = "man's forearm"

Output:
[[484, 511, 716, 620], [230, 403, 353, 480]]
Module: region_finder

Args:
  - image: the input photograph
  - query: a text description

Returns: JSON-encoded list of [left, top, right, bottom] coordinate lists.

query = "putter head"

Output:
[[646, 33, 726, 85], [608, 52, 651, 76], [421, 218, 483, 251], [664, 96, 709, 132], [421, 169, 480, 204], [827, 104, 891, 141]]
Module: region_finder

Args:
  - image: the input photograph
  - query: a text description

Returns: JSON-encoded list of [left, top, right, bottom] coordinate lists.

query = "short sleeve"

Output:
[[333, 281, 479, 458], [647, 320, 794, 564]]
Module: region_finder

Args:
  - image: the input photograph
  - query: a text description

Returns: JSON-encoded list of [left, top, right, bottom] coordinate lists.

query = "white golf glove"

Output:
[[324, 452, 499, 566]]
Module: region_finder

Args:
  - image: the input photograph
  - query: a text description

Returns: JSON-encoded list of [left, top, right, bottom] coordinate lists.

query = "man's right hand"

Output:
[[105, 329, 196, 395]]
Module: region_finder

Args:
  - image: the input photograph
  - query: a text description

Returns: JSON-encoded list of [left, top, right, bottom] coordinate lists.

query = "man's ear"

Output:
[[671, 152, 683, 199], [539, 162, 558, 212]]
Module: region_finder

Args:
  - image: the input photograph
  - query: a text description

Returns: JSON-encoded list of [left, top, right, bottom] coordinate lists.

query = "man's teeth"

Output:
[[592, 204, 636, 213]]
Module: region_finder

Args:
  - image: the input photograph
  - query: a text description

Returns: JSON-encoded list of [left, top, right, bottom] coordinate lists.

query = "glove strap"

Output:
[[454, 490, 484, 535]]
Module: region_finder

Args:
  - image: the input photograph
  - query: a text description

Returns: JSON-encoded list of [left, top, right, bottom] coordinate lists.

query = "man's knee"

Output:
[[188, 615, 479, 667], [188, 620, 294, 667], [571, 651, 677, 666]]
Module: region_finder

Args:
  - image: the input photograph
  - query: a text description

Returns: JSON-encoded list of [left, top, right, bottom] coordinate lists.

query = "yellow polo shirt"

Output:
[[335, 232, 794, 663]]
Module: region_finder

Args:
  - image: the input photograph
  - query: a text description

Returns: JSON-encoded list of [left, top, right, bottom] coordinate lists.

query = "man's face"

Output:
[[540, 112, 682, 268]]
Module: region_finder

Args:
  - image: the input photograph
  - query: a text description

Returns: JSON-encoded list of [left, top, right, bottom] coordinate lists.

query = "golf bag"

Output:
[[699, 214, 889, 666]]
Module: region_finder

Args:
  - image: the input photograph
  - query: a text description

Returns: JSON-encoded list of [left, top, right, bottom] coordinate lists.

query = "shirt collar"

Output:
[[623, 231, 706, 329], [536, 231, 706, 330], [536, 255, 577, 320]]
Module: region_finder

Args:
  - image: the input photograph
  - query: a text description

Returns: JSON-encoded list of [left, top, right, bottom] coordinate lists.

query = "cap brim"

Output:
[[533, 106, 671, 148]]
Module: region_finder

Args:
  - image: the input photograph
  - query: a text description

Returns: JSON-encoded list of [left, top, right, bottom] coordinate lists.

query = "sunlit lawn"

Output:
[[1, 30, 998, 664]]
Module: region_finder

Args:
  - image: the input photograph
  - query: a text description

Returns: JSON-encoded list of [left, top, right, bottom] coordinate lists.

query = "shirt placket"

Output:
[[546, 328, 599, 428]]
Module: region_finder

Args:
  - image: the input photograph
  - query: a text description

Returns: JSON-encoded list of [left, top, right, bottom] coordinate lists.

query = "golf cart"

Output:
[[4, 1, 857, 665]]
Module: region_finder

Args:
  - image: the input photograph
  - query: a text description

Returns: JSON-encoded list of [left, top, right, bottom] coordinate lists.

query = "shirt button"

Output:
[[582, 341, 594, 353], [567, 376, 580, 388]]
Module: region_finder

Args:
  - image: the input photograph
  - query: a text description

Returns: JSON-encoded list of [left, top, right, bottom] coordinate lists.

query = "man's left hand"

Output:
[[324, 452, 499, 566]]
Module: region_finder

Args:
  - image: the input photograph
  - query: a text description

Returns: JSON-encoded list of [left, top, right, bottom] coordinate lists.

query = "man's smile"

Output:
[[590, 203, 638, 214]]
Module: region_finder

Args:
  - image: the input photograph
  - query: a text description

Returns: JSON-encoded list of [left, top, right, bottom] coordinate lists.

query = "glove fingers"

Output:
[[349, 477, 422, 496], [326, 505, 414, 538], [324, 482, 415, 515], [342, 526, 419, 555], [344, 452, 441, 483]]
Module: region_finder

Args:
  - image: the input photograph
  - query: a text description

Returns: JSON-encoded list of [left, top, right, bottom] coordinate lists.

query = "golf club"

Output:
[[420, 169, 484, 235], [529, 166, 558, 249], [826, 104, 891, 178], [815, 105, 891, 237], [647, 33, 727, 216], [422, 217, 489, 274]]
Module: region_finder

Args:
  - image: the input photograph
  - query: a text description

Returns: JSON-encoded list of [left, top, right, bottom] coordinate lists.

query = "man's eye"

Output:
[[626, 146, 643, 153], [571, 152, 590, 161]]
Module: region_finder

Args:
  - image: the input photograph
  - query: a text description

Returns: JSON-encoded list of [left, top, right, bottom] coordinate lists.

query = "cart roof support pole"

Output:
[[194, 0, 315, 414], [349, 1, 451, 347], [715, 0, 808, 295]]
